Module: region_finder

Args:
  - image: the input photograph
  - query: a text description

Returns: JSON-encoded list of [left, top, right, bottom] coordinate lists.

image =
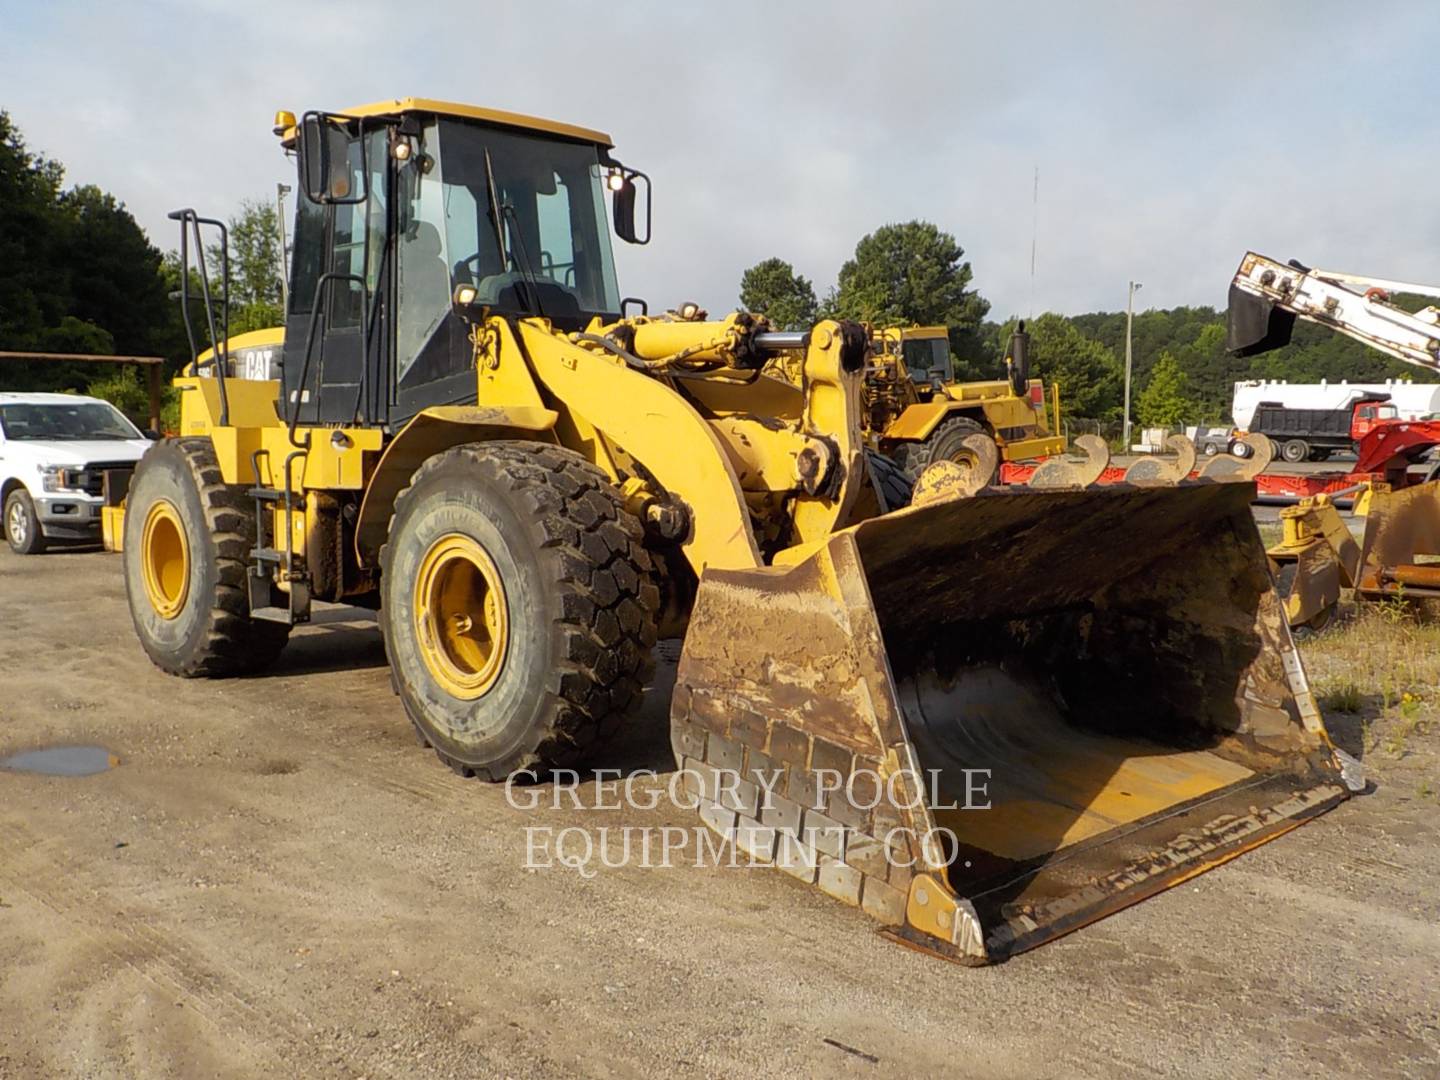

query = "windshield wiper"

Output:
[[482, 147, 543, 318], [502, 203, 545, 319]]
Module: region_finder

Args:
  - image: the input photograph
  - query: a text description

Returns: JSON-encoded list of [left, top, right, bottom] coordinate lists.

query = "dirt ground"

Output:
[[2, 544, 1438, 1080]]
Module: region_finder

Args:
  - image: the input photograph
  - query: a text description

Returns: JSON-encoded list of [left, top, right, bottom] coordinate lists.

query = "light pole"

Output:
[[1122, 280, 1143, 450]]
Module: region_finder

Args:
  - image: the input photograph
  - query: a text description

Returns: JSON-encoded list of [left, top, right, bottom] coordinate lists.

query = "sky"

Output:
[[3, 0, 1438, 321]]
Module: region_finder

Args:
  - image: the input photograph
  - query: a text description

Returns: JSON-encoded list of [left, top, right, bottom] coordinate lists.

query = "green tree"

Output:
[[0, 112, 176, 392], [830, 221, 990, 342], [1000, 314, 1123, 421], [208, 198, 285, 335], [59, 184, 171, 355], [738, 257, 817, 331], [1136, 351, 1197, 427]]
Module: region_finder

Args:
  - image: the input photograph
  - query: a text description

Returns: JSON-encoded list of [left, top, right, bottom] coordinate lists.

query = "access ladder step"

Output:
[[250, 606, 294, 624], [251, 547, 285, 563]]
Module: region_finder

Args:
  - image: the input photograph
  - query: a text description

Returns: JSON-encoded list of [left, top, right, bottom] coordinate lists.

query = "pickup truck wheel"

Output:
[[4, 488, 46, 555], [1202, 442, 1220, 457], [381, 441, 660, 781], [122, 438, 290, 677], [1282, 439, 1310, 464]]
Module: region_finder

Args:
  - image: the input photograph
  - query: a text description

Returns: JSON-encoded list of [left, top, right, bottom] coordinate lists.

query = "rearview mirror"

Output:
[[299, 113, 367, 205], [611, 168, 651, 245]]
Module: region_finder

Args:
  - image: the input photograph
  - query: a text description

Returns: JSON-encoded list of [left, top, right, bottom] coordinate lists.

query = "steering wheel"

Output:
[[456, 253, 505, 283]]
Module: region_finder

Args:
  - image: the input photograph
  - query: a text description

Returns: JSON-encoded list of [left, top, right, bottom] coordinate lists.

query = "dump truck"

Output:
[[864, 324, 1064, 479], [1248, 392, 1396, 463], [116, 99, 1359, 964]]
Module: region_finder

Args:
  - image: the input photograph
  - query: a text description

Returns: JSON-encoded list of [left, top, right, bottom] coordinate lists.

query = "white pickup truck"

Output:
[[0, 392, 154, 555]]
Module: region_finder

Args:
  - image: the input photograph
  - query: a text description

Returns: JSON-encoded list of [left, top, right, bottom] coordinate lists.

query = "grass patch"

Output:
[[1317, 680, 1364, 713], [1301, 605, 1440, 769]]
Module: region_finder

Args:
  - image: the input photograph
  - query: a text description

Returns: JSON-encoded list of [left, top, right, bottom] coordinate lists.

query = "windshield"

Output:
[[903, 338, 952, 383], [0, 401, 142, 441], [404, 119, 620, 322]]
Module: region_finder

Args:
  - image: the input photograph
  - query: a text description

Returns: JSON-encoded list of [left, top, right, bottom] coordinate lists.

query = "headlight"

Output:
[[41, 465, 64, 493]]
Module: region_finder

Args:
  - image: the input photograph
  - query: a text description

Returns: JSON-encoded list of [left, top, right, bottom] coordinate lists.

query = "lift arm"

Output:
[[1228, 251, 1440, 373]]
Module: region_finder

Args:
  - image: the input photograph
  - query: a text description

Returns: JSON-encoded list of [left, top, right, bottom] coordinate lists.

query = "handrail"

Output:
[[168, 209, 232, 427]]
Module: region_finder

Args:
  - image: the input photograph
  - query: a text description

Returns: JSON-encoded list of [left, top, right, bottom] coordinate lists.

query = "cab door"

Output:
[[282, 123, 392, 428]]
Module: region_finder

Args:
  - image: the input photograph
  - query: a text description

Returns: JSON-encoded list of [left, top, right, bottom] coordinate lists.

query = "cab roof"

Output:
[[340, 98, 613, 148]]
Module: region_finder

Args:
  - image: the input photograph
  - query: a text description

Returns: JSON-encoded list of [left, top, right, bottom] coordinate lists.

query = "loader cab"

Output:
[[885, 327, 954, 389], [282, 100, 630, 429]]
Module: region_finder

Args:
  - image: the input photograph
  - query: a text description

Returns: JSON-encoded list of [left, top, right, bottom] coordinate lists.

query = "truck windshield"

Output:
[[0, 401, 141, 441]]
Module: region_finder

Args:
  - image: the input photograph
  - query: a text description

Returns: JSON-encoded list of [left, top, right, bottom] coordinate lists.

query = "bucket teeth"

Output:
[[1026, 433, 1110, 489], [1122, 434, 1197, 486], [1197, 432, 1272, 480]]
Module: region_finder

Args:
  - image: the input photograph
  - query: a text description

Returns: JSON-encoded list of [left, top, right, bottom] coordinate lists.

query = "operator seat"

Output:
[[401, 221, 452, 306]]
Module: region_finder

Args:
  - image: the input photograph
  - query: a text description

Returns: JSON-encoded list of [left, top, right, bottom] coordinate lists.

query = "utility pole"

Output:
[[1122, 280, 1143, 450], [275, 183, 292, 318]]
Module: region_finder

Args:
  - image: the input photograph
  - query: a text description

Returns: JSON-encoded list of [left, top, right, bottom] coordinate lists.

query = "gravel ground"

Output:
[[1, 544, 1437, 1079]]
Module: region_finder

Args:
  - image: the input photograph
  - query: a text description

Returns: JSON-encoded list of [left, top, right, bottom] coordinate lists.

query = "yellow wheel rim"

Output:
[[140, 499, 190, 620], [413, 533, 509, 700]]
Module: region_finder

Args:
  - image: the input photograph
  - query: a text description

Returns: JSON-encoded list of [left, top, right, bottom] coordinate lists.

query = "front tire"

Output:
[[122, 438, 290, 676], [380, 441, 660, 780], [4, 488, 46, 555]]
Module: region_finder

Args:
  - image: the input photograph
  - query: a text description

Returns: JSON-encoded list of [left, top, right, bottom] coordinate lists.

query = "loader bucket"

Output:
[[1227, 282, 1296, 357], [671, 480, 1356, 963], [1357, 478, 1440, 600]]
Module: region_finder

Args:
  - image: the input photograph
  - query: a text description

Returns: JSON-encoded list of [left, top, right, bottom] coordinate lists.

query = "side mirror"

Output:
[[144, 429, 162, 441], [299, 113, 367, 205], [611, 168, 651, 245]]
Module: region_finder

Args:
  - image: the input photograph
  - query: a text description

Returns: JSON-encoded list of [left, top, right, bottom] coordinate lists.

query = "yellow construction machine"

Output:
[[1268, 479, 1440, 633], [117, 98, 1358, 963], [864, 324, 1064, 478]]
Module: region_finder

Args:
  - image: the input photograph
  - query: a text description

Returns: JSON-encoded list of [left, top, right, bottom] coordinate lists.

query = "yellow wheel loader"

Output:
[[118, 98, 1358, 963]]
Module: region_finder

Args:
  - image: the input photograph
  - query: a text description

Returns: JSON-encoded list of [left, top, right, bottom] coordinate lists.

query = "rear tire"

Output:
[[1203, 442, 1220, 457], [895, 415, 991, 482], [4, 488, 46, 555], [1282, 439, 1308, 464], [380, 441, 660, 780], [122, 438, 290, 676]]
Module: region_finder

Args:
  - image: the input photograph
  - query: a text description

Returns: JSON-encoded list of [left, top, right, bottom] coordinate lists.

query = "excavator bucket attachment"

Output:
[[1227, 281, 1296, 357], [672, 478, 1358, 963]]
